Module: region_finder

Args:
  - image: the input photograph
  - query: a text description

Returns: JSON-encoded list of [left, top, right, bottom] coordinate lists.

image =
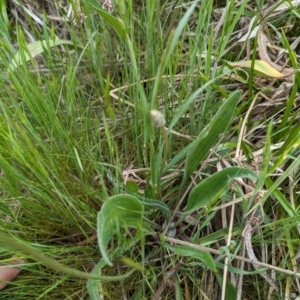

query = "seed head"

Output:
[[150, 110, 166, 128], [101, 0, 115, 12]]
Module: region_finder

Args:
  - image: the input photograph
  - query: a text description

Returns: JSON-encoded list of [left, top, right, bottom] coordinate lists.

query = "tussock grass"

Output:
[[0, 0, 300, 299]]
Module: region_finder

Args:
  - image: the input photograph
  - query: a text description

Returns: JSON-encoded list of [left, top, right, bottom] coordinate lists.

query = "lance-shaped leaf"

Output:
[[184, 167, 258, 215], [168, 244, 217, 273], [184, 90, 241, 181]]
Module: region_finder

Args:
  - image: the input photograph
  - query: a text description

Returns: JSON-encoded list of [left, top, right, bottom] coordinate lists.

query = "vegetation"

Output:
[[0, 0, 300, 299]]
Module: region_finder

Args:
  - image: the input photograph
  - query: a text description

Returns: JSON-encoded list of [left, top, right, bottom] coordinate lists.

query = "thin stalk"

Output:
[[0, 231, 135, 282]]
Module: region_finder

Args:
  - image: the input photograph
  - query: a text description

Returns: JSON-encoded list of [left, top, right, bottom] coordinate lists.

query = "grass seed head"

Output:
[[150, 110, 166, 128]]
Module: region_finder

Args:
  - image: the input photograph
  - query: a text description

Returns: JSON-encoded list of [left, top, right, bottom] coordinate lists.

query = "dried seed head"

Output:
[[71, 9, 86, 26], [100, 0, 115, 12], [150, 110, 166, 128]]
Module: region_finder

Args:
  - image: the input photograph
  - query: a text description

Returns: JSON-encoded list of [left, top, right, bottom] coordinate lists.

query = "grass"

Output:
[[0, 0, 300, 299]]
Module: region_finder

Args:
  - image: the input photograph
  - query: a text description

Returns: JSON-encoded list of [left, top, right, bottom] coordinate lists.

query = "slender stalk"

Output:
[[0, 231, 135, 282]]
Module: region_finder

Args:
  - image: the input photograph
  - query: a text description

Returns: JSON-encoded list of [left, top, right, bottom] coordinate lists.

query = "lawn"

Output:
[[0, 0, 300, 299]]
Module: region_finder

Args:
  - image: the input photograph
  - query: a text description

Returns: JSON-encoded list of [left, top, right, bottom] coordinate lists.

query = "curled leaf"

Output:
[[97, 195, 145, 266]]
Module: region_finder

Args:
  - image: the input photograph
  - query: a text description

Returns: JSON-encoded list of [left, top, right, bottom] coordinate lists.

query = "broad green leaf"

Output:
[[126, 181, 139, 194], [97, 195, 143, 266], [184, 90, 241, 181], [101, 195, 143, 223], [97, 213, 114, 265], [168, 244, 217, 273], [164, 72, 235, 175], [229, 60, 291, 78], [185, 167, 257, 215], [9, 39, 74, 71], [168, 71, 232, 134]]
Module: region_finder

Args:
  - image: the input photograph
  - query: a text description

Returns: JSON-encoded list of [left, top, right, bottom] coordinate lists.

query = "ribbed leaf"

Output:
[[185, 167, 257, 215], [184, 90, 241, 180]]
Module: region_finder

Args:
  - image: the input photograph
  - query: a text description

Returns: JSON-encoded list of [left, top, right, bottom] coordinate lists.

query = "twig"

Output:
[[242, 219, 279, 292]]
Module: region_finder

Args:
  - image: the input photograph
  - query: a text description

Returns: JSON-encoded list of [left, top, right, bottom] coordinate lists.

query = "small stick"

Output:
[[242, 219, 279, 292]]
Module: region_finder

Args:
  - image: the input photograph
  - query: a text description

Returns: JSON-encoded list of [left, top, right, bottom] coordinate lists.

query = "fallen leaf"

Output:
[[257, 27, 294, 80], [228, 60, 289, 78]]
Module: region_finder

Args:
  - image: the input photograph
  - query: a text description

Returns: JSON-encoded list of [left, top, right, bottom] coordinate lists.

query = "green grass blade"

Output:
[[168, 71, 232, 133], [151, 0, 199, 108]]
